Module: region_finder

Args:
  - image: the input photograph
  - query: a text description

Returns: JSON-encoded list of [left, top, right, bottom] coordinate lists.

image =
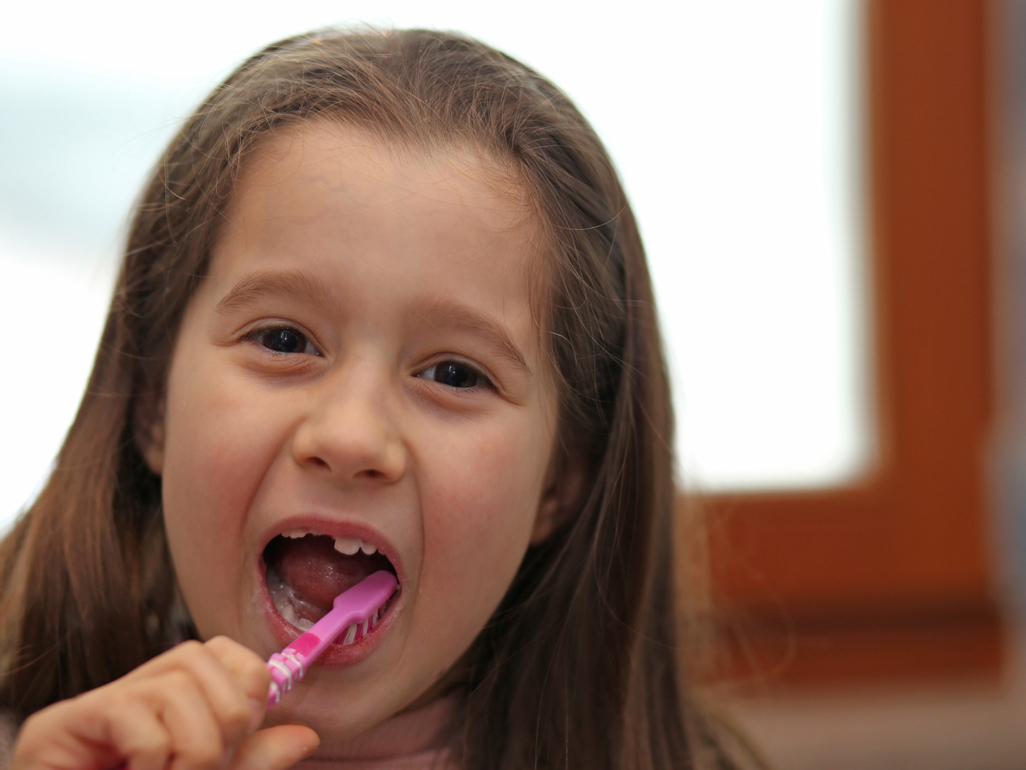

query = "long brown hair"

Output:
[[0, 28, 741, 769]]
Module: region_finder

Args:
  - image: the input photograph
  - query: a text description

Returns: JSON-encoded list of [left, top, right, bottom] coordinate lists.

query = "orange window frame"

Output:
[[698, 0, 1003, 686]]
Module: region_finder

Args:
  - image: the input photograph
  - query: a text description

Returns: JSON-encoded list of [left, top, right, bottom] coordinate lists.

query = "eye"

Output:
[[248, 326, 319, 355], [417, 360, 492, 390]]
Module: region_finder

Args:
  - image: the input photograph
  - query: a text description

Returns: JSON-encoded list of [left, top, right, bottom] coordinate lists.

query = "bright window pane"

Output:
[[0, 1, 869, 531]]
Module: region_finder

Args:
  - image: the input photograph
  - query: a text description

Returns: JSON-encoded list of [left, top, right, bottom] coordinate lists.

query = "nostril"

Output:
[[292, 413, 406, 482]]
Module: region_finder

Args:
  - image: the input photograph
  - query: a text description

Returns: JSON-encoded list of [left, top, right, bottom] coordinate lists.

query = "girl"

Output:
[[0, 28, 749, 770]]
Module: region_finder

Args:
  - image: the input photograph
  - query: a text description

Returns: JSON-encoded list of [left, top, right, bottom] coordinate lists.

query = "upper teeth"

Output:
[[279, 529, 378, 556], [333, 537, 377, 556]]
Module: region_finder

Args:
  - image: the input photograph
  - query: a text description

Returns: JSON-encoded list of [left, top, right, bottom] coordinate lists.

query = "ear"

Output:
[[134, 391, 166, 476], [531, 448, 588, 545]]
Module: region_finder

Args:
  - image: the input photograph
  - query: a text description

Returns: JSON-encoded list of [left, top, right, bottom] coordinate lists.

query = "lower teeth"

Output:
[[267, 568, 326, 631], [266, 567, 394, 646], [266, 567, 379, 644]]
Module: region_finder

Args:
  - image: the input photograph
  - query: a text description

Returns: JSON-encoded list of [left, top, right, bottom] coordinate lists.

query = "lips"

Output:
[[257, 518, 403, 666]]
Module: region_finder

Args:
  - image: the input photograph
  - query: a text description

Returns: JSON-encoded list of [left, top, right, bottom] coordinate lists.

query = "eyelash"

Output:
[[244, 325, 494, 391], [244, 325, 320, 356], [416, 359, 495, 391]]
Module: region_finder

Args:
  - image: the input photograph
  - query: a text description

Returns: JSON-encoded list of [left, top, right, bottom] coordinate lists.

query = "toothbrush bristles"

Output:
[[324, 606, 387, 645]]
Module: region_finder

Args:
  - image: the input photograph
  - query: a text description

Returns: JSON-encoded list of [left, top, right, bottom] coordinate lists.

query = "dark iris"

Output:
[[262, 328, 305, 353], [436, 362, 478, 388]]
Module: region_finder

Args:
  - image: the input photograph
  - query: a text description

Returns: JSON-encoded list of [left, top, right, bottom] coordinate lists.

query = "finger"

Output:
[[172, 639, 263, 743], [202, 636, 272, 729], [232, 726, 319, 770], [10, 697, 167, 770], [148, 671, 225, 770], [102, 700, 173, 770], [132, 639, 262, 745]]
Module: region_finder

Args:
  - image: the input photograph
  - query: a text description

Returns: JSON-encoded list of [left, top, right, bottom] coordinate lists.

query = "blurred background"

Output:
[[0, 0, 869, 523], [1, 0, 1024, 767]]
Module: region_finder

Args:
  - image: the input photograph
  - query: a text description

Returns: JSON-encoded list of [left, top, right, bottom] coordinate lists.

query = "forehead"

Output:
[[213, 121, 550, 335], [220, 120, 550, 323], [240, 122, 536, 233]]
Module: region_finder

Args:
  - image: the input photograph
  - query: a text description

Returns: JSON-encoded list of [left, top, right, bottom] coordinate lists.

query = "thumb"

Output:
[[232, 725, 320, 770]]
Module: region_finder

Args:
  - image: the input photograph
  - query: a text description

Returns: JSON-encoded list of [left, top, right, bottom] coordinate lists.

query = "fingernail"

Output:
[[248, 697, 264, 731]]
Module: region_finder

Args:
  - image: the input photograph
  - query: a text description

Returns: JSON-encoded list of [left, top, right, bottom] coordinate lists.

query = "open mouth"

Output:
[[263, 531, 399, 640]]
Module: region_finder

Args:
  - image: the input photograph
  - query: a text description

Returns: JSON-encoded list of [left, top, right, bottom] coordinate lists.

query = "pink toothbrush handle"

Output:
[[265, 570, 397, 707]]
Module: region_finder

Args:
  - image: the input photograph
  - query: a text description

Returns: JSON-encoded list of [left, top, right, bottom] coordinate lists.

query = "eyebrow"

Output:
[[214, 270, 533, 377], [215, 270, 336, 314], [407, 300, 533, 378]]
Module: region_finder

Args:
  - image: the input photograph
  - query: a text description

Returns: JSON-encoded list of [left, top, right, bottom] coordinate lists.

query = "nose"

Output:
[[291, 365, 406, 484]]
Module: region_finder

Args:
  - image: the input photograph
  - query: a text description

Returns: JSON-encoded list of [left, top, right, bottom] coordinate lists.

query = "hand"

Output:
[[10, 636, 319, 770]]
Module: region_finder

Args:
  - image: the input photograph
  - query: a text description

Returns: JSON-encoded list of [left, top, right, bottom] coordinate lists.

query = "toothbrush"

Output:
[[265, 569, 398, 707]]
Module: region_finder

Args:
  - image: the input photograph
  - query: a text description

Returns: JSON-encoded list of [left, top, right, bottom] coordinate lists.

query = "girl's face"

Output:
[[145, 123, 564, 748]]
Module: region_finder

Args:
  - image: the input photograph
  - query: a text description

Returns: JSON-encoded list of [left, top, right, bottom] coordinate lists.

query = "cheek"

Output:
[[418, 418, 552, 619], [432, 416, 549, 530], [160, 360, 283, 553]]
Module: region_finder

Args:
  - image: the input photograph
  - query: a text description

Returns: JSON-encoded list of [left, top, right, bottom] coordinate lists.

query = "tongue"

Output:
[[270, 536, 381, 609]]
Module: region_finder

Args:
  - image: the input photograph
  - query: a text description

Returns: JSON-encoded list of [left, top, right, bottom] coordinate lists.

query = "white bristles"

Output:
[[343, 624, 357, 645]]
